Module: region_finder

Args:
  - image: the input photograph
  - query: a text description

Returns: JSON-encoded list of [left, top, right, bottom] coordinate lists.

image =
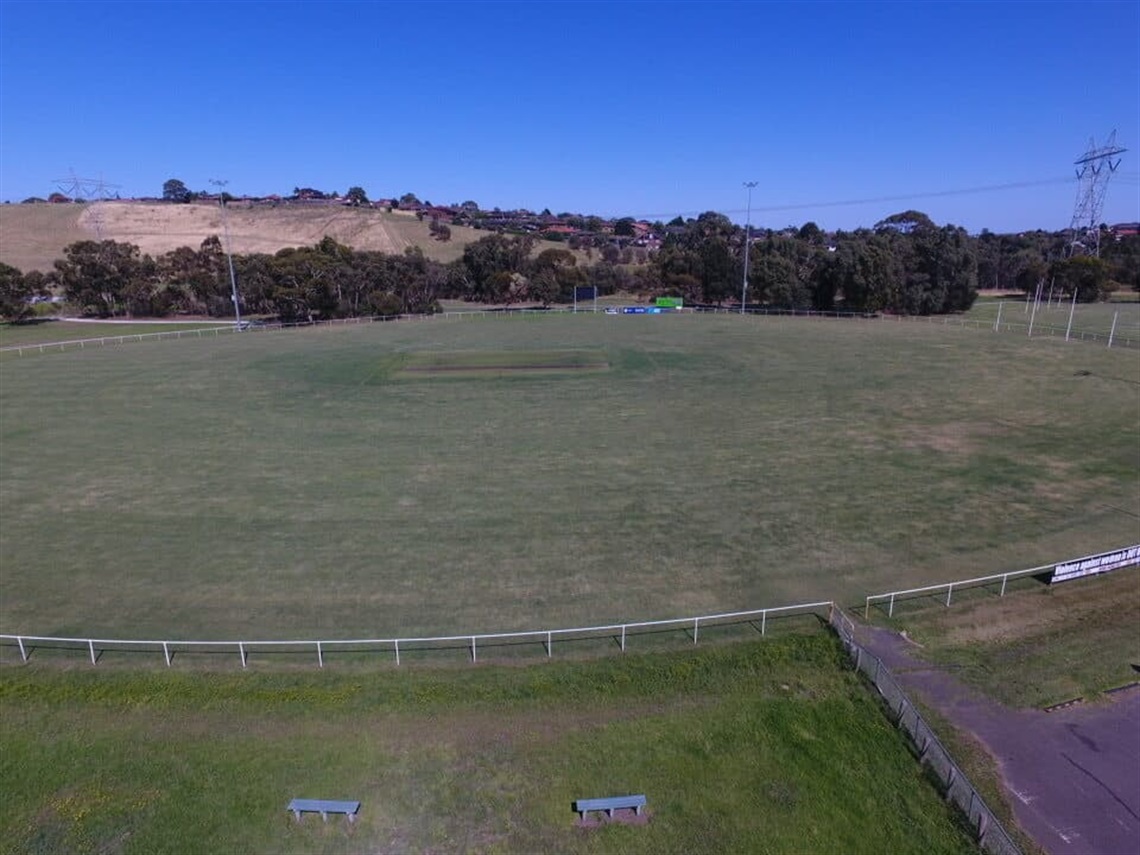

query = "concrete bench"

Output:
[[287, 798, 360, 822], [573, 794, 647, 820]]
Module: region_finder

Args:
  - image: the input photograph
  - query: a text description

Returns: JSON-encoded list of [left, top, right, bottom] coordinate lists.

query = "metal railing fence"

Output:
[[829, 606, 1023, 855], [865, 544, 1140, 618], [0, 600, 832, 668]]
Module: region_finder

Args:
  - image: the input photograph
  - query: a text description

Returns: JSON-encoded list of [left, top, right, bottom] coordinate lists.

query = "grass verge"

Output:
[[879, 568, 1140, 708]]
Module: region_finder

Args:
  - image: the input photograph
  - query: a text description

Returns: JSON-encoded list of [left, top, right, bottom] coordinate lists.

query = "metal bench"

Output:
[[573, 794, 647, 820], [287, 798, 360, 822]]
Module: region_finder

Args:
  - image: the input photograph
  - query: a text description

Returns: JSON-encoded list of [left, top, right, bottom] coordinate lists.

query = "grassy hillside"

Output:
[[0, 202, 584, 273], [0, 204, 90, 273]]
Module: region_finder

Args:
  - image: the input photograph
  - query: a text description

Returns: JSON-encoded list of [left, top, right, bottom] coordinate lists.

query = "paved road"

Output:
[[860, 626, 1140, 855]]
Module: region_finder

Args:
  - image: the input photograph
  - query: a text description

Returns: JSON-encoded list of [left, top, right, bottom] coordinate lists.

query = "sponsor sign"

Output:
[[656, 296, 683, 308], [1051, 544, 1140, 583], [622, 307, 647, 314]]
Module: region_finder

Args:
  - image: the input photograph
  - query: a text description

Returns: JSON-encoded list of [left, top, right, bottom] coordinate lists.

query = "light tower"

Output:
[[741, 181, 757, 314], [209, 179, 243, 329], [1066, 131, 1126, 257]]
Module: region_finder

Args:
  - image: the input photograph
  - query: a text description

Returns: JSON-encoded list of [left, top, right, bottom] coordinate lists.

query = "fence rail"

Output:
[[0, 600, 833, 668], [829, 607, 1022, 855], [865, 544, 1140, 618], [697, 304, 1140, 348], [0, 308, 593, 356]]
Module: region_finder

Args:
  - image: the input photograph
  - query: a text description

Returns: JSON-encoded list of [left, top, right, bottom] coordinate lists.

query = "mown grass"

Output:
[[878, 568, 1140, 708], [396, 349, 609, 378], [0, 634, 979, 855], [2, 312, 1137, 641]]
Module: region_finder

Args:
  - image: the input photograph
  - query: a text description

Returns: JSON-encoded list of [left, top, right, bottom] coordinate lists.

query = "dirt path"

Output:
[[858, 625, 1140, 855]]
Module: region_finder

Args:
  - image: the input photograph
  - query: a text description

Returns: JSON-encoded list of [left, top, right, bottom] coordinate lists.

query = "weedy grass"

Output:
[[878, 568, 1140, 708], [2, 312, 1137, 641], [0, 634, 979, 855]]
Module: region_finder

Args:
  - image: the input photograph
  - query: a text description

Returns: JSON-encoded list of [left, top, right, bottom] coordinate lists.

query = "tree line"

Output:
[[1, 209, 1136, 323]]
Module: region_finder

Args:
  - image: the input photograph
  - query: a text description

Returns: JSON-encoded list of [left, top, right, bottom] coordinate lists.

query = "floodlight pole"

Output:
[[210, 179, 243, 329], [741, 181, 757, 315]]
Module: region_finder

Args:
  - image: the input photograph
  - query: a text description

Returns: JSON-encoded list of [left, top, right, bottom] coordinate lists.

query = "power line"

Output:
[[625, 176, 1084, 222]]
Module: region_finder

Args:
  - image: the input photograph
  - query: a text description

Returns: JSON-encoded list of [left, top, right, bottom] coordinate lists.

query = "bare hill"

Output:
[[0, 201, 514, 272]]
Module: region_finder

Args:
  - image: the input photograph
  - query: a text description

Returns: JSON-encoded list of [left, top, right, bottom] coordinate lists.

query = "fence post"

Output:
[[17, 636, 27, 662], [1000, 574, 1008, 597], [1108, 311, 1118, 349], [547, 631, 552, 657], [89, 639, 97, 665], [317, 641, 324, 668], [471, 636, 477, 663], [693, 617, 699, 644], [993, 302, 1002, 332], [394, 639, 400, 666], [163, 642, 171, 667], [889, 592, 896, 617], [239, 642, 247, 668], [761, 610, 767, 635], [946, 584, 953, 607], [620, 625, 626, 651]]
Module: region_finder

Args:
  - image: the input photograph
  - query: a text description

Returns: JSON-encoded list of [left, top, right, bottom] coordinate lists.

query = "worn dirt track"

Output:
[[860, 625, 1140, 855]]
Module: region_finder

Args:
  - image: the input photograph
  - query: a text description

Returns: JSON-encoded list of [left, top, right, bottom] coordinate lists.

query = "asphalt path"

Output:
[[860, 626, 1140, 855]]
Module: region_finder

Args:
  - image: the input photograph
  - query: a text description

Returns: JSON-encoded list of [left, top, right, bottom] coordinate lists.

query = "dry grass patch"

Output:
[[888, 568, 1140, 706], [897, 420, 1006, 456], [395, 349, 610, 379]]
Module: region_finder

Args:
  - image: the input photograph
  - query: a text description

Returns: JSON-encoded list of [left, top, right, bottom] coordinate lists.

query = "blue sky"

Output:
[[1, 0, 1137, 233]]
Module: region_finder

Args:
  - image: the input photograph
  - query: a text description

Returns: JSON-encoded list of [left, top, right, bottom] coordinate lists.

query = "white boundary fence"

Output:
[[0, 601, 832, 668], [0, 308, 590, 357], [4, 302, 1138, 357], [865, 544, 1140, 618]]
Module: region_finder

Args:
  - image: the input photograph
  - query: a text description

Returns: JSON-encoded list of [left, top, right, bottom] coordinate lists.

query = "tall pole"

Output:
[[210, 179, 243, 329], [1065, 288, 1078, 341], [741, 181, 757, 315]]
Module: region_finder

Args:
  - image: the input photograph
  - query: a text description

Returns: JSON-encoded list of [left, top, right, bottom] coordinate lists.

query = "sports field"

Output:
[[2, 312, 1137, 643]]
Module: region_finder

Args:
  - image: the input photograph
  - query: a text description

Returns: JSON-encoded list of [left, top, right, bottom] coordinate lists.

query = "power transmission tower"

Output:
[[51, 169, 122, 240], [1066, 131, 1127, 258]]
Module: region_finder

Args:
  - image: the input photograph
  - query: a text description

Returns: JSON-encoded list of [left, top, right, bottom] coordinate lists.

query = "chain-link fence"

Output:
[[829, 606, 1022, 855]]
